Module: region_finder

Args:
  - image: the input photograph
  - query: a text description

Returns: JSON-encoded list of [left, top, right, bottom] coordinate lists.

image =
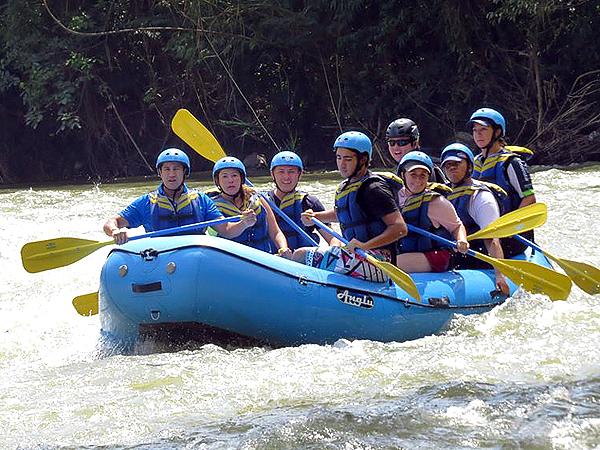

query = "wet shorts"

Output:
[[424, 249, 452, 272]]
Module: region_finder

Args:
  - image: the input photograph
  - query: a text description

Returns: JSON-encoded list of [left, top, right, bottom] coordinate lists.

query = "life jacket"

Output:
[[265, 190, 320, 250], [334, 173, 387, 243], [446, 180, 507, 234], [398, 190, 444, 253], [208, 189, 273, 253], [149, 185, 207, 232], [473, 148, 522, 212]]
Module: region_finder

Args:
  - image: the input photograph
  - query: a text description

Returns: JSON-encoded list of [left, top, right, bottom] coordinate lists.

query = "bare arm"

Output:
[[484, 238, 510, 295], [346, 210, 407, 252], [260, 198, 291, 257], [103, 215, 130, 244], [518, 194, 536, 209], [213, 211, 257, 238]]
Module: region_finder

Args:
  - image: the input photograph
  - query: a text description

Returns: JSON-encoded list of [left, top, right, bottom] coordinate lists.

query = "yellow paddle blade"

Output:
[[365, 254, 421, 302], [171, 109, 226, 163], [474, 252, 571, 301], [544, 253, 600, 295], [21, 238, 112, 273], [73, 292, 99, 316], [467, 203, 547, 240]]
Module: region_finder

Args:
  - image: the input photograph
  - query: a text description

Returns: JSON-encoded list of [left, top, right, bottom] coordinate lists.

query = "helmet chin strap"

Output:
[[273, 176, 298, 195], [481, 126, 501, 155], [349, 156, 368, 180], [216, 175, 244, 201], [159, 168, 186, 199]]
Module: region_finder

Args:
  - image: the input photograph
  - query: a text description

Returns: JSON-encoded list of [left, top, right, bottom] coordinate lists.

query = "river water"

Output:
[[1, 167, 599, 449]]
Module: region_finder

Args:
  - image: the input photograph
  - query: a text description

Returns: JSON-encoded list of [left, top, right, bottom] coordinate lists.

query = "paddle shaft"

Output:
[[130, 214, 242, 240], [406, 224, 572, 300], [311, 218, 420, 300], [514, 234, 600, 295], [171, 109, 319, 247], [312, 218, 367, 259], [513, 235, 542, 253]]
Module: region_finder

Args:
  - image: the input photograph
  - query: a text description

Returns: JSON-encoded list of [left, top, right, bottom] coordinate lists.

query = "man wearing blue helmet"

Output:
[[294, 131, 407, 282], [266, 151, 333, 250], [468, 107, 536, 256], [441, 143, 509, 294], [395, 151, 469, 273], [103, 148, 255, 244]]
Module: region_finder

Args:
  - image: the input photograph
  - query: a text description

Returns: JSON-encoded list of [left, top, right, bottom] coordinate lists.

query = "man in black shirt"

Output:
[[291, 131, 407, 282]]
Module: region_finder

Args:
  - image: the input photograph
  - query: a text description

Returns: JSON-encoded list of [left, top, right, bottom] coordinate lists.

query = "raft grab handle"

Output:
[[132, 281, 163, 293]]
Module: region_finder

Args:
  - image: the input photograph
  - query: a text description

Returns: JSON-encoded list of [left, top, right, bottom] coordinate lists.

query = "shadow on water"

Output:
[[96, 322, 272, 358]]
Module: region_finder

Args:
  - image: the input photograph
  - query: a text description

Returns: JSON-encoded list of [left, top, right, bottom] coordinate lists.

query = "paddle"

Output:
[[311, 218, 421, 301], [514, 235, 600, 295], [73, 292, 99, 316], [466, 203, 547, 240], [21, 215, 242, 273], [406, 224, 572, 301], [171, 109, 320, 247]]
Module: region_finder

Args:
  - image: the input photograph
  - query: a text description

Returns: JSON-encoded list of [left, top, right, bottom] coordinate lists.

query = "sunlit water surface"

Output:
[[1, 168, 599, 449]]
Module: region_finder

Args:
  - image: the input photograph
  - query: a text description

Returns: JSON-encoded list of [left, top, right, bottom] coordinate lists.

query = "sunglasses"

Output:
[[387, 139, 413, 147]]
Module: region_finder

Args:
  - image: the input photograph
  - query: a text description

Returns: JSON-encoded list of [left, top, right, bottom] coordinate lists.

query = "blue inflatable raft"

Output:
[[99, 235, 550, 348]]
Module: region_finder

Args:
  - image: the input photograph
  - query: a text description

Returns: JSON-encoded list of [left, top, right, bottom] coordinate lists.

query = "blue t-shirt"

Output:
[[120, 184, 223, 232]]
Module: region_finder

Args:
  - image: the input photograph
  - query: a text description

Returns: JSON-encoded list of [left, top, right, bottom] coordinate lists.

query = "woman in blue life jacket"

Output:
[[395, 151, 469, 273], [292, 131, 407, 282], [103, 148, 256, 244], [441, 143, 510, 295], [209, 156, 292, 258], [468, 107, 536, 257], [266, 151, 334, 250], [385, 117, 447, 183]]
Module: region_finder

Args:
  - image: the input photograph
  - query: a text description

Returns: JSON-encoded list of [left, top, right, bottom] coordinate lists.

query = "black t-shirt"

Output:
[[354, 177, 399, 256], [356, 177, 399, 219]]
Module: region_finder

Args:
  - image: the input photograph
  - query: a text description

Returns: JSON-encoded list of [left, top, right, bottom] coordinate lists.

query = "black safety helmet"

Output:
[[386, 118, 420, 142]]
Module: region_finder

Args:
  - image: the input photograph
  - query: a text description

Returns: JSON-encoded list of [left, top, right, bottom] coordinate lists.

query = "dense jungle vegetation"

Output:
[[1, 0, 599, 184]]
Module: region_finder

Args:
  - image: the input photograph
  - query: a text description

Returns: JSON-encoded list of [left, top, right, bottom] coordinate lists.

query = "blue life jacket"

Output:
[[266, 190, 320, 250], [334, 173, 387, 243], [149, 186, 207, 233], [399, 190, 443, 253], [473, 148, 521, 212], [210, 190, 273, 253]]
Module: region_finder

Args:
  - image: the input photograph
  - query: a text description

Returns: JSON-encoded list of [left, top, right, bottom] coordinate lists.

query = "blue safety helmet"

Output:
[[156, 148, 191, 175], [441, 143, 475, 168], [398, 151, 434, 174], [333, 131, 372, 159], [212, 156, 247, 182], [270, 151, 304, 171], [468, 108, 506, 137]]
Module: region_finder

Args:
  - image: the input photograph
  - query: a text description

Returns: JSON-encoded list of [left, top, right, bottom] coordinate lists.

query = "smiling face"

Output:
[[387, 138, 417, 162], [442, 159, 469, 185], [404, 167, 430, 194], [159, 162, 186, 191], [217, 168, 243, 196], [272, 165, 301, 193]]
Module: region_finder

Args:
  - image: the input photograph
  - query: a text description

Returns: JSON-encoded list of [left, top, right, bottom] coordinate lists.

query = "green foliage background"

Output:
[[1, 0, 599, 183]]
